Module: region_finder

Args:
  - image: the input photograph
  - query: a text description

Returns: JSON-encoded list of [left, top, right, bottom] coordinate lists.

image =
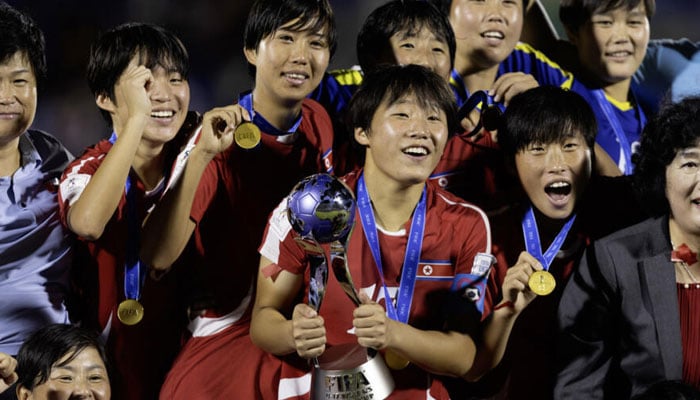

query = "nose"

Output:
[[148, 76, 171, 102], [485, 0, 506, 23], [545, 148, 566, 173], [70, 378, 93, 399], [0, 81, 16, 104], [290, 41, 309, 64]]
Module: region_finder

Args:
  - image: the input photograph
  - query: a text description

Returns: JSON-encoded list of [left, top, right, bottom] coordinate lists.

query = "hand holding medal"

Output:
[[522, 206, 576, 297]]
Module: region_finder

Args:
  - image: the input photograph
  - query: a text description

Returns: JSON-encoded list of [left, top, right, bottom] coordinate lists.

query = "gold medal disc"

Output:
[[117, 299, 144, 325], [234, 122, 261, 149], [385, 350, 410, 370], [528, 270, 556, 296]]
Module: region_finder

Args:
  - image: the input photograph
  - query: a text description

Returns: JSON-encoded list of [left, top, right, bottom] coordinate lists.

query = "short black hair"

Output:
[[346, 64, 457, 160], [357, 0, 456, 75], [16, 324, 109, 391], [86, 22, 190, 125], [560, 0, 656, 33], [633, 97, 700, 217], [243, 0, 336, 77], [0, 2, 46, 87], [499, 86, 597, 161]]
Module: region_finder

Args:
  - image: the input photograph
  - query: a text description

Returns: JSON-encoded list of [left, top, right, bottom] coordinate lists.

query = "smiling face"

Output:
[[448, 0, 523, 70], [666, 145, 700, 239], [515, 131, 592, 220], [569, 2, 649, 87], [389, 25, 452, 82], [107, 55, 190, 145], [245, 18, 331, 108], [18, 347, 110, 400], [0, 51, 37, 147], [356, 92, 448, 187]]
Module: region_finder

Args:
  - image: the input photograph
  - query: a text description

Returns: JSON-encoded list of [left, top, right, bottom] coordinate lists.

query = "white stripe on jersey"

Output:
[[436, 193, 493, 254], [259, 198, 294, 264]]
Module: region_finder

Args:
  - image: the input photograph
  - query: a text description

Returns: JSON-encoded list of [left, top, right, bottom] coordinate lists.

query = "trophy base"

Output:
[[312, 343, 395, 400]]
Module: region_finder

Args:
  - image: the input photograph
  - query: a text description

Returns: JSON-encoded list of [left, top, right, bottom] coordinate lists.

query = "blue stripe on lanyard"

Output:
[[109, 132, 145, 301], [592, 89, 646, 175], [522, 206, 576, 270], [357, 174, 426, 323], [238, 91, 302, 136]]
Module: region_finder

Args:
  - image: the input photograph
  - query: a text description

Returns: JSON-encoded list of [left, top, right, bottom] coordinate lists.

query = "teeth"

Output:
[[286, 73, 306, 80], [483, 31, 504, 39], [151, 110, 174, 118], [547, 181, 569, 188], [404, 146, 428, 155]]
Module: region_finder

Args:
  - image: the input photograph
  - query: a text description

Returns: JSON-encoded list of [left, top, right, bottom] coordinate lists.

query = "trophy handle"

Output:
[[294, 237, 329, 369], [329, 227, 361, 307]]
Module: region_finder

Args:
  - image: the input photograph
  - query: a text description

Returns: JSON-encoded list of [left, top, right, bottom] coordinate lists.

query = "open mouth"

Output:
[[402, 146, 429, 157], [151, 110, 175, 119], [481, 30, 505, 40], [545, 181, 572, 203], [283, 72, 309, 85]]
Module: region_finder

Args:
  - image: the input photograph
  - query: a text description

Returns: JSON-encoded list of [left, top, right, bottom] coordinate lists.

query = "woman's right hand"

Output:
[[291, 303, 326, 360]]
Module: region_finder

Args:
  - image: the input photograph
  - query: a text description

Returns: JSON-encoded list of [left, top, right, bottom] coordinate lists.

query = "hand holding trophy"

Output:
[[286, 173, 394, 400]]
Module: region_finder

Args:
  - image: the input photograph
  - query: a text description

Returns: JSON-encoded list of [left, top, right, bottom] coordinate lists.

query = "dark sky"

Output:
[[6, 0, 698, 155]]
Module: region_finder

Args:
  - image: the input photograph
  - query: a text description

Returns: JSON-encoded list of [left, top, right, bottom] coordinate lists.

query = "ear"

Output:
[[17, 384, 31, 400], [354, 127, 370, 146], [243, 47, 258, 66], [95, 93, 116, 113]]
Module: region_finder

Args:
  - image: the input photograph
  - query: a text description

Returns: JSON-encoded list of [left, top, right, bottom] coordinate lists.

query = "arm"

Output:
[[554, 243, 615, 399], [0, 353, 17, 394], [250, 255, 327, 358], [66, 62, 151, 240], [353, 296, 477, 378], [594, 143, 623, 177], [140, 105, 248, 271], [465, 251, 540, 381]]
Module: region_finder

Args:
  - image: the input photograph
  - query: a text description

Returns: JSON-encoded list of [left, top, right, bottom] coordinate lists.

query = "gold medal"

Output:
[[234, 122, 261, 149], [117, 299, 144, 325], [384, 350, 410, 370], [528, 270, 556, 296]]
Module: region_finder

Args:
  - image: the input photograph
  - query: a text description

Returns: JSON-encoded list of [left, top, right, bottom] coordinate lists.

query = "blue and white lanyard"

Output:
[[522, 206, 576, 269], [356, 174, 426, 323]]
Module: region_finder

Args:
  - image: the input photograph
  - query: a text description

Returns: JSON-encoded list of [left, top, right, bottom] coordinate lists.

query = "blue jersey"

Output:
[[309, 66, 363, 121], [571, 80, 645, 174], [450, 42, 574, 107]]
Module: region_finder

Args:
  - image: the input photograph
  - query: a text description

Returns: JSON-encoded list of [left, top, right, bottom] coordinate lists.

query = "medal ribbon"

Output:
[[109, 133, 146, 301], [592, 89, 646, 175], [357, 174, 426, 323], [522, 206, 576, 270], [450, 69, 468, 108], [238, 91, 302, 136]]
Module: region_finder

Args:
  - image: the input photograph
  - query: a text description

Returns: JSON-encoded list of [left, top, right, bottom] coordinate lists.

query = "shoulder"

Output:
[[428, 181, 490, 226], [593, 216, 667, 259], [26, 129, 74, 176]]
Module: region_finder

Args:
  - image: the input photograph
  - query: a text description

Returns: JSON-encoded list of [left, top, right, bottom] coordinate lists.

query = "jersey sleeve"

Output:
[[499, 42, 574, 89], [258, 196, 308, 275], [58, 147, 105, 227]]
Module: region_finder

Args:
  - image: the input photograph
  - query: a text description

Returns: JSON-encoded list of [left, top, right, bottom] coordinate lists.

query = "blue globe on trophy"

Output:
[[287, 173, 356, 244]]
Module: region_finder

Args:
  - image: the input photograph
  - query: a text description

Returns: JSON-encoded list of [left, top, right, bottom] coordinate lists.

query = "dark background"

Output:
[[6, 0, 699, 155]]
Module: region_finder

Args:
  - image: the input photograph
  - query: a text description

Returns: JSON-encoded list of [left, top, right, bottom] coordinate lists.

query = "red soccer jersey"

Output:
[[259, 171, 493, 399], [185, 98, 335, 318], [58, 139, 187, 400]]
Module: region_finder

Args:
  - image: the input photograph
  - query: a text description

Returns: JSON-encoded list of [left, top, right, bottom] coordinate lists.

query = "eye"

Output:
[[56, 375, 74, 383], [502, 0, 518, 6], [393, 112, 410, 119], [13, 78, 28, 86], [432, 46, 446, 54], [169, 74, 184, 84], [563, 141, 579, 151], [528, 144, 546, 154], [277, 34, 294, 43], [400, 42, 415, 49], [310, 39, 327, 49], [680, 161, 700, 174], [592, 18, 613, 27], [627, 18, 645, 26], [89, 374, 107, 383]]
